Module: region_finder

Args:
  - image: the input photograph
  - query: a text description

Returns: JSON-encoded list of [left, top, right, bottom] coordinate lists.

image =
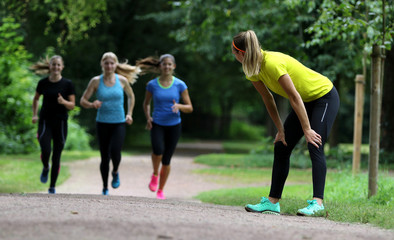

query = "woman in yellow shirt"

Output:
[[232, 30, 339, 216]]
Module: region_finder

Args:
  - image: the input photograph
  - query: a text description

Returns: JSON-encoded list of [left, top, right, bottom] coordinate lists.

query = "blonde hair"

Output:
[[136, 54, 176, 75], [233, 30, 263, 77], [30, 55, 64, 75], [101, 52, 141, 85]]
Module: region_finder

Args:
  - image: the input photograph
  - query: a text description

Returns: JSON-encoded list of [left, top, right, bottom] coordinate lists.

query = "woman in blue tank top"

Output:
[[137, 54, 193, 199], [80, 52, 140, 195]]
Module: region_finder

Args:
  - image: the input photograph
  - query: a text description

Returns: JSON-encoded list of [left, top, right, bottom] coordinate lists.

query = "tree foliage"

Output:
[[166, 0, 309, 60], [295, 0, 394, 51], [0, 17, 38, 153], [1, 0, 109, 47]]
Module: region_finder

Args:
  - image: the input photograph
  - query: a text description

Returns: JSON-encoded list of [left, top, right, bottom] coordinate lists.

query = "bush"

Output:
[[249, 136, 275, 154], [0, 17, 38, 154], [64, 107, 92, 151], [228, 120, 265, 141], [379, 150, 394, 167]]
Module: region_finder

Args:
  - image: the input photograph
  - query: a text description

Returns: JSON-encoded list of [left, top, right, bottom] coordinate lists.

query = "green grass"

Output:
[[193, 152, 394, 229], [61, 150, 100, 162], [222, 141, 263, 153], [336, 143, 369, 154], [194, 153, 321, 169], [0, 150, 99, 163], [194, 153, 272, 168], [194, 172, 394, 229], [0, 158, 70, 193], [0, 150, 99, 193], [193, 168, 313, 184]]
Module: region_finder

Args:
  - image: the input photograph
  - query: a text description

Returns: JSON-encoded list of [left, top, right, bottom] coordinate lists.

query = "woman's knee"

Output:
[[161, 156, 171, 165], [274, 141, 292, 156]]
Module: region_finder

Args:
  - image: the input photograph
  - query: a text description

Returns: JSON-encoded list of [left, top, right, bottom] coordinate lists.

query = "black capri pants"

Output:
[[269, 86, 340, 200], [38, 118, 67, 188], [150, 122, 181, 166], [96, 122, 126, 189]]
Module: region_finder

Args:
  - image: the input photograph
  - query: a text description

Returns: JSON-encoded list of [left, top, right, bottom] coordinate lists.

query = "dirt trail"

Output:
[[55, 153, 238, 199], [0, 142, 393, 240], [55, 142, 246, 199]]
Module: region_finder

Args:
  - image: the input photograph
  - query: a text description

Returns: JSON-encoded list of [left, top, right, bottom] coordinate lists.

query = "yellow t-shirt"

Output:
[[246, 50, 333, 102]]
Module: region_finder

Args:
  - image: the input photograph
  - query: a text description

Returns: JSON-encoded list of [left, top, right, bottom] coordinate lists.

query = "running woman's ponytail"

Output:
[[136, 54, 176, 75], [31, 55, 64, 75], [101, 52, 141, 85]]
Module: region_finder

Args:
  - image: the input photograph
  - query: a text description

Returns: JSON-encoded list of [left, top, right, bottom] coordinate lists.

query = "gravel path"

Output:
[[0, 143, 393, 239], [54, 153, 239, 199]]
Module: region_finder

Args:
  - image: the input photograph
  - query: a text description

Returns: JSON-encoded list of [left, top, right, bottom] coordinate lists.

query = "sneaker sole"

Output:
[[245, 206, 280, 215], [296, 210, 324, 217], [296, 212, 308, 216]]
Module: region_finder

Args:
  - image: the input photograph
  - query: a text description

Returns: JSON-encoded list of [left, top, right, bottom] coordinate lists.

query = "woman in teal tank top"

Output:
[[232, 30, 339, 216], [80, 52, 140, 195]]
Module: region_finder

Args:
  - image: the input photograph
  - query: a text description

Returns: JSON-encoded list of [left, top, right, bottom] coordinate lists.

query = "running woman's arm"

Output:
[[32, 91, 41, 123], [120, 76, 135, 125], [143, 90, 153, 130], [172, 89, 193, 114], [57, 93, 75, 110], [80, 78, 101, 109], [278, 74, 321, 148], [252, 80, 287, 146]]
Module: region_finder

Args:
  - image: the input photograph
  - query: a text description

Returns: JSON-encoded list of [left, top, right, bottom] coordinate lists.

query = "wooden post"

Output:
[[368, 45, 383, 197], [352, 75, 365, 175]]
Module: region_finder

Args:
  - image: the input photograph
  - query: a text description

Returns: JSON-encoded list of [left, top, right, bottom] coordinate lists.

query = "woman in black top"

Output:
[[31, 55, 75, 194]]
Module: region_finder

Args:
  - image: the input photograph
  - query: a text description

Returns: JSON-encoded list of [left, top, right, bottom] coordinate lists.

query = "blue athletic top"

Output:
[[96, 74, 125, 123], [146, 76, 188, 126]]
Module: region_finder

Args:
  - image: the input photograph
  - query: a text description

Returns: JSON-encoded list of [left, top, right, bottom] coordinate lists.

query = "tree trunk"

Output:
[[381, 47, 394, 152], [352, 74, 365, 174], [368, 45, 384, 198]]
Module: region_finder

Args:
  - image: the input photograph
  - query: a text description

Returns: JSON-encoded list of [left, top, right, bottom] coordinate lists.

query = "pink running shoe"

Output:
[[157, 189, 165, 199], [149, 174, 158, 192]]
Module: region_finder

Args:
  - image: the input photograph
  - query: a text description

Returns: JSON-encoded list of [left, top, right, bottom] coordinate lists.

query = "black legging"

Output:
[[96, 122, 126, 189], [269, 87, 340, 200], [150, 123, 181, 165], [38, 118, 67, 188]]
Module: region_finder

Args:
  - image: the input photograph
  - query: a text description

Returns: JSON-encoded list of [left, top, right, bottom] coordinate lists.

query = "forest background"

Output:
[[1, 0, 393, 167]]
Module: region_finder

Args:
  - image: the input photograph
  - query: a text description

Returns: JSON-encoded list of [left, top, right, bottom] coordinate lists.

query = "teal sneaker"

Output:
[[102, 188, 109, 195], [245, 197, 280, 215], [40, 166, 50, 183], [297, 200, 325, 216], [111, 172, 120, 189]]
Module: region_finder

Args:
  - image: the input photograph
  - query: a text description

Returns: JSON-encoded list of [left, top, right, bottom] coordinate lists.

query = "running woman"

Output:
[[80, 52, 139, 195], [232, 30, 339, 216], [137, 54, 193, 199], [32, 55, 76, 194]]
